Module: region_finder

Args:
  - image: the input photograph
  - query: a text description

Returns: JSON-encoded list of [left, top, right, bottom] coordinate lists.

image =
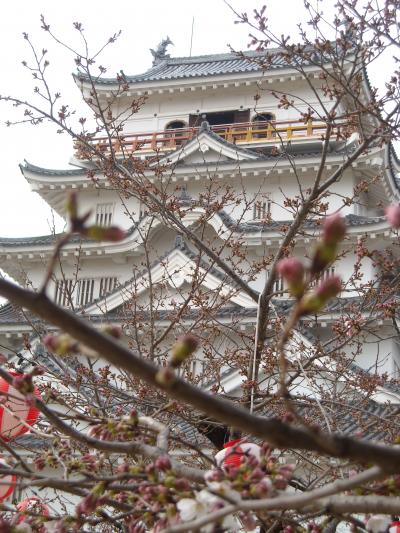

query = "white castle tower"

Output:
[[0, 39, 399, 417]]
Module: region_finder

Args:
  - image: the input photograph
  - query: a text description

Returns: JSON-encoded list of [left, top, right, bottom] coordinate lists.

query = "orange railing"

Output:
[[75, 119, 353, 158]]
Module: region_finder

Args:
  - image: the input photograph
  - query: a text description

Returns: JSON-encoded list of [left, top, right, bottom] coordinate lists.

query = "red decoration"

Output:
[[390, 522, 400, 533], [0, 372, 41, 441], [17, 496, 50, 522], [0, 457, 16, 502], [215, 439, 261, 468]]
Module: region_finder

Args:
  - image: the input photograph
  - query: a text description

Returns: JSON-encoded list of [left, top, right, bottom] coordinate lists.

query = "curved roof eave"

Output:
[[0, 211, 393, 262]]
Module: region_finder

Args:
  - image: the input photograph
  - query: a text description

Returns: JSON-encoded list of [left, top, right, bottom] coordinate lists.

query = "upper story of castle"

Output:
[[72, 39, 359, 161]]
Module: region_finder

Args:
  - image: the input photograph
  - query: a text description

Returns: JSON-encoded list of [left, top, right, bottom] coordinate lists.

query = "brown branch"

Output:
[[1, 279, 400, 472]]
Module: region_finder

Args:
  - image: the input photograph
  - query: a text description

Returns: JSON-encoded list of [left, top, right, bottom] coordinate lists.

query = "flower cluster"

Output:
[[177, 443, 295, 531], [277, 213, 346, 315], [156, 334, 199, 386]]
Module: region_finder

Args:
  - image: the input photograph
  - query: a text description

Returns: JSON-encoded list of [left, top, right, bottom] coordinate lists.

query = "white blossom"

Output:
[[366, 515, 392, 533], [177, 490, 241, 532]]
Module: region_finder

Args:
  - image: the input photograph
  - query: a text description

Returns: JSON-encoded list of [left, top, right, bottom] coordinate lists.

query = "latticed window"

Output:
[[77, 279, 95, 307], [267, 270, 284, 297], [99, 277, 118, 298], [54, 279, 74, 307], [311, 267, 336, 287], [95, 203, 114, 226], [252, 199, 271, 220]]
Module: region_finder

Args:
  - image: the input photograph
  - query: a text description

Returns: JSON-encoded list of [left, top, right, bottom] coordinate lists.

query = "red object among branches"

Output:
[[0, 371, 41, 441]]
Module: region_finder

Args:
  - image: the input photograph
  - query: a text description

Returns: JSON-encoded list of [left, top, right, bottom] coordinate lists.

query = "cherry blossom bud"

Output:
[[276, 258, 305, 298], [66, 192, 78, 220], [298, 275, 341, 315], [155, 367, 176, 387], [84, 225, 126, 242], [76, 494, 98, 516], [155, 456, 171, 472], [12, 374, 34, 395], [386, 204, 400, 229], [43, 334, 79, 356], [31, 365, 46, 376], [322, 213, 346, 245], [252, 478, 272, 497], [102, 325, 123, 338], [169, 334, 199, 367], [316, 275, 342, 300]]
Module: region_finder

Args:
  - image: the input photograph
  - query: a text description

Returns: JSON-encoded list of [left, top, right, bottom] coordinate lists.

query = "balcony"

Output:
[[74, 119, 355, 159]]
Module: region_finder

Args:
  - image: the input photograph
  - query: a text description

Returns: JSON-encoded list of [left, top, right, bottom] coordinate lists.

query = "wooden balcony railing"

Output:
[[75, 119, 353, 158]]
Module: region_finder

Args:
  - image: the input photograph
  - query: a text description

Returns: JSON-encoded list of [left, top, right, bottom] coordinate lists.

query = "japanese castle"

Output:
[[0, 38, 400, 436]]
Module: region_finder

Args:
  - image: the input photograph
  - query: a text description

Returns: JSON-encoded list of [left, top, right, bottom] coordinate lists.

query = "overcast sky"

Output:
[[0, 0, 392, 237]]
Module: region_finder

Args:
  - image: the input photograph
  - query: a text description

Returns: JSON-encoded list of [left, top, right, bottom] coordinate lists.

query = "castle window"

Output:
[[165, 120, 186, 130], [252, 112, 275, 122], [99, 277, 118, 298], [77, 279, 95, 307], [55, 279, 74, 307], [252, 198, 271, 220], [310, 267, 336, 287], [96, 203, 114, 226], [252, 113, 276, 139], [267, 270, 284, 297]]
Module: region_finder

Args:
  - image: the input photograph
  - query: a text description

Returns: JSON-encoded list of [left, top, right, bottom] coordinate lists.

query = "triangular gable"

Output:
[[151, 122, 260, 167], [85, 245, 256, 314]]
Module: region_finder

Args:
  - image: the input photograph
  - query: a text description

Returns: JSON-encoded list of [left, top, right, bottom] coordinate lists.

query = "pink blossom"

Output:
[[322, 213, 346, 245], [386, 204, 400, 229], [276, 257, 304, 284]]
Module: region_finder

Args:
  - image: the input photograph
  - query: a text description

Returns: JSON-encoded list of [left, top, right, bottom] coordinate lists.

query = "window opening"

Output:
[[96, 203, 114, 226], [252, 198, 271, 220], [99, 277, 118, 298], [77, 279, 95, 307], [55, 279, 74, 307], [165, 120, 187, 147], [267, 270, 284, 298], [252, 112, 276, 139]]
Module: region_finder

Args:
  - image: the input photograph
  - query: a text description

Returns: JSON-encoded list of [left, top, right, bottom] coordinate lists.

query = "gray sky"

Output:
[[0, 0, 392, 237]]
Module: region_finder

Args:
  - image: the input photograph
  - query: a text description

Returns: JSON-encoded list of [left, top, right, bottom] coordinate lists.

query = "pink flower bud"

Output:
[[43, 334, 79, 356], [277, 258, 304, 284], [298, 275, 341, 315], [155, 367, 176, 387], [102, 325, 123, 338], [169, 334, 199, 367], [276, 258, 304, 298], [322, 213, 346, 245], [155, 455, 171, 472], [315, 275, 342, 301], [84, 225, 126, 242], [386, 204, 400, 229], [12, 374, 34, 394]]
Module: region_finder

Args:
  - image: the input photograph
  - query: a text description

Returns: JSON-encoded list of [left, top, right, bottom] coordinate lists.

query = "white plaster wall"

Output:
[[117, 80, 333, 135]]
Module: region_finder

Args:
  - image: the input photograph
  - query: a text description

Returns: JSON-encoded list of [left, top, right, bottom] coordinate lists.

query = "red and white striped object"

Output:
[[389, 522, 400, 533], [17, 496, 50, 521], [0, 372, 41, 441], [0, 457, 16, 502], [215, 439, 261, 468]]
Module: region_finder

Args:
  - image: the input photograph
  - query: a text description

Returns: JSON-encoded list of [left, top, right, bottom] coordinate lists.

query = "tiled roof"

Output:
[[21, 160, 88, 177], [0, 302, 25, 323], [77, 50, 301, 86], [0, 212, 386, 248]]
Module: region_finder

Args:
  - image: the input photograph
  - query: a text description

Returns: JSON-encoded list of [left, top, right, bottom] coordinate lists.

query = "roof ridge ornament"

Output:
[[150, 37, 174, 66], [199, 117, 210, 132]]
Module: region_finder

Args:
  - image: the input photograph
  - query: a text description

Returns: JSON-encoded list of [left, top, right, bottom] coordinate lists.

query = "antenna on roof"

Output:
[[189, 17, 195, 57]]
